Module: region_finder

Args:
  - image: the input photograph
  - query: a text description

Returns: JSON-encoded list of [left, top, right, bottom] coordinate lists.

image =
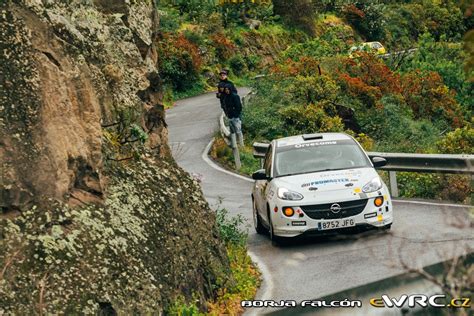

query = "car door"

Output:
[[260, 144, 273, 224]]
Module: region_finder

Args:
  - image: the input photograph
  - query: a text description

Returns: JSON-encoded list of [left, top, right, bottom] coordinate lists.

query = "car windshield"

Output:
[[274, 139, 371, 177]]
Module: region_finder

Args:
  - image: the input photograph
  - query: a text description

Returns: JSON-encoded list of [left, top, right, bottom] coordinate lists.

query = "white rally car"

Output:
[[251, 133, 393, 243]]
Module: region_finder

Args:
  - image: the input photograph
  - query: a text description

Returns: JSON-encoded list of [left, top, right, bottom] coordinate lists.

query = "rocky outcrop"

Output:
[[0, 0, 229, 313]]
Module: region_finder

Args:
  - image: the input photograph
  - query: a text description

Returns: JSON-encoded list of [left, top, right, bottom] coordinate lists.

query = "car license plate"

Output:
[[318, 218, 355, 230]]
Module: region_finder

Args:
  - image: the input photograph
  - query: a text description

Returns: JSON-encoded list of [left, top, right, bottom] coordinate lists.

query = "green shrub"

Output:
[[282, 37, 343, 60], [397, 173, 471, 203], [215, 208, 247, 247], [279, 103, 345, 135], [355, 95, 441, 153], [158, 7, 181, 32], [161, 0, 216, 22], [383, 1, 466, 47], [183, 29, 205, 46], [219, 0, 273, 27], [399, 33, 473, 114], [436, 125, 474, 154], [397, 172, 442, 200], [342, 1, 386, 41], [166, 295, 201, 316], [244, 54, 261, 71], [242, 98, 287, 141], [273, 0, 317, 35], [157, 34, 202, 91], [239, 147, 262, 175], [228, 54, 247, 75]]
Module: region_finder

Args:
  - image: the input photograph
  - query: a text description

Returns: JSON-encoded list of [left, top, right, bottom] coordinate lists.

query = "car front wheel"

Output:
[[267, 208, 283, 246], [253, 198, 266, 235]]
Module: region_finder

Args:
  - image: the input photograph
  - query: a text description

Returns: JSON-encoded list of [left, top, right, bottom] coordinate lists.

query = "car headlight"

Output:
[[277, 188, 304, 200], [362, 177, 382, 193]]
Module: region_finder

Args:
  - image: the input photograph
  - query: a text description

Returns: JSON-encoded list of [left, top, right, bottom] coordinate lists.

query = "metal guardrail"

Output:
[[252, 142, 474, 197], [379, 48, 417, 59]]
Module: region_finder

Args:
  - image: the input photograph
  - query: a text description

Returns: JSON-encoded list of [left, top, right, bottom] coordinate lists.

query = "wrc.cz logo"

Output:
[[370, 294, 471, 309]]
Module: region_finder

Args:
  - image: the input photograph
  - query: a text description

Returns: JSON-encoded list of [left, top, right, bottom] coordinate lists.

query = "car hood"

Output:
[[273, 168, 379, 203]]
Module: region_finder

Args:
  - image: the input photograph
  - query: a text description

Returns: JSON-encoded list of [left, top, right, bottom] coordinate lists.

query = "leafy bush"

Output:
[[436, 125, 474, 154], [158, 7, 182, 32], [437, 175, 471, 203], [273, 0, 316, 35], [242, 100, 287, 141], [282, 36, 347, 60], [401, 70, 464, 129], [228, 54, 246, 75], [244, 54, 261, 71], [397, 173, 471, 203], [157, 34, 202, 91], [215, 208, 247, 247], [161, 0, 216, 22], [342, 1, 386, 41], [166, 295, 200, 316], [219, 0, 273, 27], [383, 1, 466, 47], [399, 33, 473, 115], [210, 32, 236, 61], [183, 29, 205, 46], [354, 95, 441, 153], [279, 103, 345, 135], [397, 172, 443, 200]]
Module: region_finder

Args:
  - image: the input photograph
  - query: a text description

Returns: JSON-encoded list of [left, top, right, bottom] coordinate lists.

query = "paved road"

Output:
[[167, 91, 473, 314]]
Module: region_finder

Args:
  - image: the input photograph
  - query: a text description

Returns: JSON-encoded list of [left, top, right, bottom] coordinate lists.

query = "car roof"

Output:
[[274, 133, 353, 148]]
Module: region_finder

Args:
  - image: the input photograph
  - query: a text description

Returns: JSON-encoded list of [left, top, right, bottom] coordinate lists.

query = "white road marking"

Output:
[[201, 138, 253, 183], [248, 249, 273, 300], [393, 199, 470, 208], [201, 138, 274, 313]]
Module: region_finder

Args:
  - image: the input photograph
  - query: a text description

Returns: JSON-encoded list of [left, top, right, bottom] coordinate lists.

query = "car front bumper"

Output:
[[271, 194, 393, 238]]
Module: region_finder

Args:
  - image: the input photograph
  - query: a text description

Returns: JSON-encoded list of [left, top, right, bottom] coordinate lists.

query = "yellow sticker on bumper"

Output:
[[354, 188, 361, 193], [377, 214, 383, 222]]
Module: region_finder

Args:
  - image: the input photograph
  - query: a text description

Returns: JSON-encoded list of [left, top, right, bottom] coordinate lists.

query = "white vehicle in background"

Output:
[[251, 133, 393, 244]]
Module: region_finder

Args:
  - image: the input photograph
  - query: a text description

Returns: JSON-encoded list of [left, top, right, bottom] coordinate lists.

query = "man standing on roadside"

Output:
[[216, 69, 237, 111], [222, 83, 244, 147]]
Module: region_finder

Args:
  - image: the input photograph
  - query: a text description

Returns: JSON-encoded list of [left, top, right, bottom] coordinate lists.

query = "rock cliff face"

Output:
[[0, 0, 229, 313]]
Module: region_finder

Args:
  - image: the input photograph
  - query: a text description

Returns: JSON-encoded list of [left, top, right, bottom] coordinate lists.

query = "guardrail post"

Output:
[[389, 171, 399, 198], [471, 175, 474, 203], [230, 133, 241, 170]]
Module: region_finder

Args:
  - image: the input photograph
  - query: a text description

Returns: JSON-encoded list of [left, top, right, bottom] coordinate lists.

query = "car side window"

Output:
[[263, 145, 272, 178]]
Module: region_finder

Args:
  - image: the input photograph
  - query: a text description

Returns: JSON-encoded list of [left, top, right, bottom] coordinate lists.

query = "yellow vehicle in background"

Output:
[[349, 41, 386, 57]]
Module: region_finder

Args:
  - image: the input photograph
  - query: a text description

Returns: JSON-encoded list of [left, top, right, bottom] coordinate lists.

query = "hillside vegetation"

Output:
[[158, 0, 473, 203], [0, 1, 257, 314]]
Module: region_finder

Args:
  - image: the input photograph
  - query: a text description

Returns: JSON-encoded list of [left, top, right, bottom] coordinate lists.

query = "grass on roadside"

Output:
[[209, 135, 261, 177], [167, 208, 261, 315]]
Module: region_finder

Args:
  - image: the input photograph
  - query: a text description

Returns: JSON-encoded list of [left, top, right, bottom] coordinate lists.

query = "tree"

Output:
[[272, 0, 316, 35]]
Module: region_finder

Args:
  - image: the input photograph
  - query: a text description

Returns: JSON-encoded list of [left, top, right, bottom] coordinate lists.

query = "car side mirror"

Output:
[[252, 169, 269, 180], [372, 157, 387, 168]]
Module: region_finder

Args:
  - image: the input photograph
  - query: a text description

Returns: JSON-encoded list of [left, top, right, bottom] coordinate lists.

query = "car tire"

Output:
[[384, 223, 392, 230], [253, 199, 266, 235], [267, 208, 283, 246]]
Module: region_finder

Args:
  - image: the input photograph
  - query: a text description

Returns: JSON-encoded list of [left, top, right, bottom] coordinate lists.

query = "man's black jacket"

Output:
[[217, 80, 237, 108], [223, 93, 242, 119]]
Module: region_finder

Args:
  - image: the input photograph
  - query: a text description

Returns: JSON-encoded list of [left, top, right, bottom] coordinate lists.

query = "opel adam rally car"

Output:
[[251, 133, 393, 243]]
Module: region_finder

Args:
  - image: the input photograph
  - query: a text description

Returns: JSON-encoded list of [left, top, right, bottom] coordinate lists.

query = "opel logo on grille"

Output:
[[330, 203, 342, 213]]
